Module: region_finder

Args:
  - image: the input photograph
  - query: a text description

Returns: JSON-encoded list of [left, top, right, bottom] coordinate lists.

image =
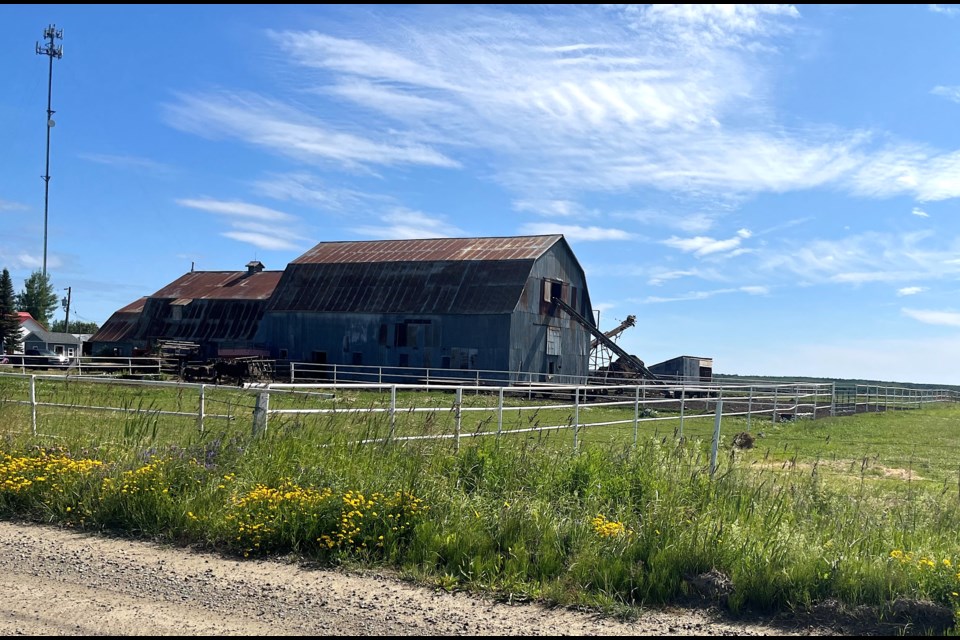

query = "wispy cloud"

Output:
[[512, 199, 594, 218], [897, 286, 926, 296], [350, 207, 463, 239], [929, 5, 960, 17], [251, 173, 386, 212], [78, 153, 175, 175], [640, 285, 769, 303], [932, 85, 960, 102], [176, 198, 295, 221], [164, 92, 459, 171], [222, 222, 303, 251], [662, 228, 752, 257], [0, 199, 28, 212], [902, 307, 960, 326], [517, 223, 634, 241], [758, 229, 960, 285], [911, 207, 930, 218], [614, 209, 716, 233], [176, 197, 305, 251]]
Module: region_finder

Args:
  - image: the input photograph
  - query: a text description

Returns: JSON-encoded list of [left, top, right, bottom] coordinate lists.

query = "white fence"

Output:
[[2, 371, 957, 455]]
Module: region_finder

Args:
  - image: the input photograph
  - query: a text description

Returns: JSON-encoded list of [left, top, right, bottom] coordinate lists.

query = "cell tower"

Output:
[[36, 24, 63, 279]]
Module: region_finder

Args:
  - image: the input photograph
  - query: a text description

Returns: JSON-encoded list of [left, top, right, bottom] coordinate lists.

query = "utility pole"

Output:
[[62, 286, 71, 333], [36, 24, 63, 279]]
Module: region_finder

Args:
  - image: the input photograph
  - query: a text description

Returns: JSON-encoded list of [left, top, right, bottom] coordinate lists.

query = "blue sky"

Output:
[[4, 5, 960, 384]]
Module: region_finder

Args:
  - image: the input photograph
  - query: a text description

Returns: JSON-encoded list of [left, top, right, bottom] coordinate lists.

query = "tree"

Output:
[[50, 319, 99, 334], [0, 269, 20, 353], [16, 270, 58, 328]]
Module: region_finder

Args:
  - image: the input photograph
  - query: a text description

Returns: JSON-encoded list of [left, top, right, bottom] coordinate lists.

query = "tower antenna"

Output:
[[36, 24, 63, 279]]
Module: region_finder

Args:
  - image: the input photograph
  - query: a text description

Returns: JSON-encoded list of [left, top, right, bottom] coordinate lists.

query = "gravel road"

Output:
[[0, 520, 844, 636]]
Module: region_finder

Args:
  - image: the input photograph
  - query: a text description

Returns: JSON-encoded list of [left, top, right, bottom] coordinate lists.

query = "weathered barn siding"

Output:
[[258, 235, 594, 382], [510, 241, 593, 381]]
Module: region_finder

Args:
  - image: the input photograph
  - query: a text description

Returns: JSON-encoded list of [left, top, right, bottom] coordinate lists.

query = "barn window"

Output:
[[546, 327, 561, 356], [540, 279, 564, 316], [395, 323, 407, 347], [352, 352, 363, 365], [379, 323, 388, 346]]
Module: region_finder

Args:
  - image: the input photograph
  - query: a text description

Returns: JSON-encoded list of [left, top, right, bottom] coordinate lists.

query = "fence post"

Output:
[[831, 382, 836, 417], [709, 396, 723, 478], [128, 358, 133, 376], [454, 387, 462, 452], [811, 385, 817, 420], [253, 391, 269, 436], [198, 383, 206, 433], [573, 386, 581, 453], [746, 385, 753, 432], [772, 386, 779, 423], [793, 385, 799, 421], [30, 375, 37, 436], [333, 364, 338, 386], [497, 387, 504, 442], [633, 385, 640, 446], [389, 385, 397, 440], [679, 385, 686, 438], [290, 362, 296, 383]]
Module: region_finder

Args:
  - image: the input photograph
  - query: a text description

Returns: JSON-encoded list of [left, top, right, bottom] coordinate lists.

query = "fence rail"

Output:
[[1, 371, 957, 452]]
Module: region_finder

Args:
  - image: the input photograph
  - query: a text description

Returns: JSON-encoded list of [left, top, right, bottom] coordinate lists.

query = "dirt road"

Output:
[[0, 520, 843, 636]]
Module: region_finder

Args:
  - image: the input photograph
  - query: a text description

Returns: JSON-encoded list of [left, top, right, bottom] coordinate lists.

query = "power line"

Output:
[[36, 24, 63, 279]]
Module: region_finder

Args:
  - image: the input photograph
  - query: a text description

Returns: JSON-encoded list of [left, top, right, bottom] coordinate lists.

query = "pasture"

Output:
[[0, 371, 958, 632]]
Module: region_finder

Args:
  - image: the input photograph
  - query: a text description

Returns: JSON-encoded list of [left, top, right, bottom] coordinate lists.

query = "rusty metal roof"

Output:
[[88, 297, 146, 343], [292, 235, 563, 264], [150, 271, 282, 301], [269, 258, 536, 314]]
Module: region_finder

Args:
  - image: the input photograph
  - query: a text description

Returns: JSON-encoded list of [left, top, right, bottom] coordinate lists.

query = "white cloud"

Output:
[[78, 153, 174, 174], [0, 199, 28, 212], [661, 228, 751, 257], [164, 92, 459, 170], [171, 7, 960, 207], [512, 199, 593, 218], [647, 269, 699, 286], [740, 285, 769, 295], [929, 5, 960, 17], [911, 207, 930, 217], [932, 85, 960, 102], [351, 208, 462, 239], [614, 209, 716, 233], [176, 198, 295, 222], [902, 307, 960, 327], [251, 173, 385, 212], [517, 223, 634, 241], [177, 198, 306, 251], [897, 286, 926, 296], [640, 284, 769, 303]]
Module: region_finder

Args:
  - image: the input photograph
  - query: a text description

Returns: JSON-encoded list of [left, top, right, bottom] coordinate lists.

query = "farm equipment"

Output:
[[550, 297, 662, 385]]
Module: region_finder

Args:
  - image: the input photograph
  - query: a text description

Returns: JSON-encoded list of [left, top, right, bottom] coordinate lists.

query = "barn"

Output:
[[256, 235, 595, 383], [86, 297, 147, 357], [88, 262, 283, 360]]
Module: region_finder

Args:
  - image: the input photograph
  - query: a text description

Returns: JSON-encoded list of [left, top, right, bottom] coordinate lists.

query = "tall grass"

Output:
[[0, 374, 957, 629]]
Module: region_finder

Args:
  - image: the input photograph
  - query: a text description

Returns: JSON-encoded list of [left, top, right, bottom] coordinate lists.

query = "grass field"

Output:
[[0, 372, 958, 631]]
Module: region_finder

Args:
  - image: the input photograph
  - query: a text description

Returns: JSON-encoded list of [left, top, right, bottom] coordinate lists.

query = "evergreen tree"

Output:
[[16, 270, 59, 328], [0, 269, 20, 353]]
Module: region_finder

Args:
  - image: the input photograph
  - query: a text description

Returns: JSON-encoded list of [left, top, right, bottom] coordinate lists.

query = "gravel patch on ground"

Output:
[[0, 520, 900, 636]]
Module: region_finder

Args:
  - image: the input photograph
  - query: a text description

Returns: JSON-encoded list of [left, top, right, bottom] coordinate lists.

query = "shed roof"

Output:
[[292, 235, 563, 264], [87, 297, 146, 344], [270, 235, 569, 315], [150, 270, 282, 301]]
